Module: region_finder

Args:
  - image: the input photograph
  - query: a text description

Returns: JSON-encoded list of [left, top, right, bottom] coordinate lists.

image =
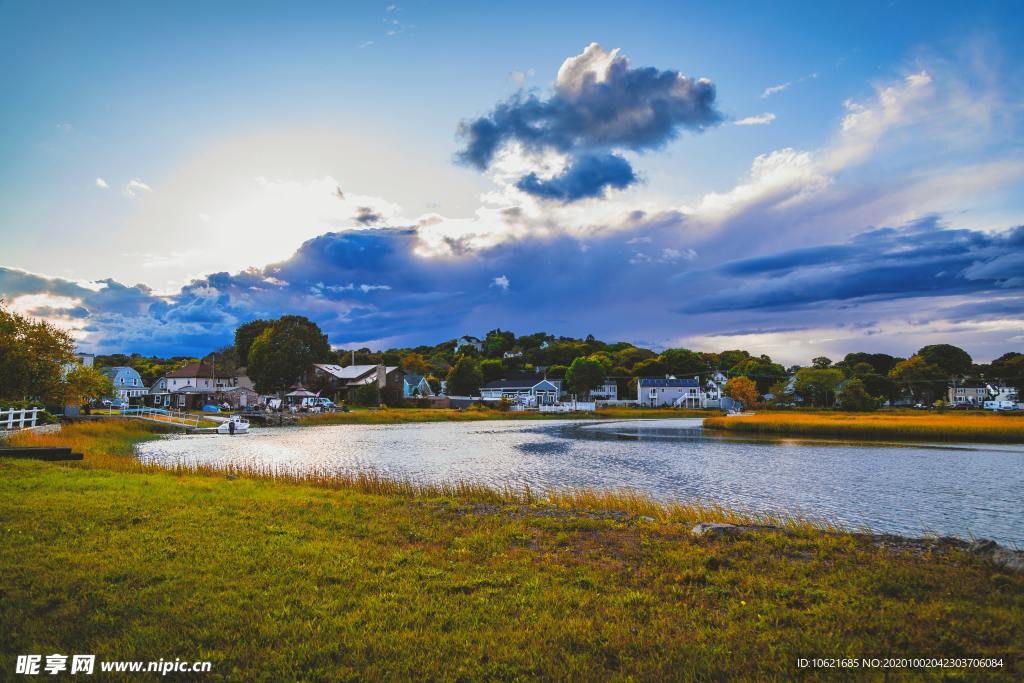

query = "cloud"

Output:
[[124, 179, 152, 198], [761, 82, 790, 98], [492, 275, 510, 290], [515, 153, 636, 201], [508, 68, 535, 85], [735, 112, 776, 126], [457, 43, 722, 201], [684, 218, 1024, 313], [353, 206, 384, 225], [95, 177, 109, 189]]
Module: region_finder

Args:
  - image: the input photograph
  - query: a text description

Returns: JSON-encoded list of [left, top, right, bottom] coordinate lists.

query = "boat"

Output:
[[216, 416, 250, 434]]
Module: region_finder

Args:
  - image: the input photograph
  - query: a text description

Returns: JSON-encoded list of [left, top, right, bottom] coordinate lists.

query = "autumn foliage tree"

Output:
[[723, 376, 758, 408]]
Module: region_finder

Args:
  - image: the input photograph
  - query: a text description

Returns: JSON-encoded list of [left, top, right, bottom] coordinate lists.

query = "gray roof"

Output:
[[482, 378, 558, 391], [637, 377, 700, 388]]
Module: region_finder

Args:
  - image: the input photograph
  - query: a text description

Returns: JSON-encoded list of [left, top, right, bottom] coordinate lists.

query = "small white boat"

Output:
[[217, 416, 249, 434]]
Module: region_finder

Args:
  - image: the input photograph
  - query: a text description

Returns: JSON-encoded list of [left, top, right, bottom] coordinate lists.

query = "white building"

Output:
[[480, 378, 560, 405], [637, 377, 703, 408], [590, 380, 618, 401]]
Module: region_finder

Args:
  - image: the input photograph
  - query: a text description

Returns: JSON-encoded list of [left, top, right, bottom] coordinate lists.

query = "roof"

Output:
[[637, 377, 700, 388], [482, 378, 558, 391], [404, 374, 427, 385], [313, 364, 400, 384], [167, 362, 216, 379], [99, 366, 142, 379]]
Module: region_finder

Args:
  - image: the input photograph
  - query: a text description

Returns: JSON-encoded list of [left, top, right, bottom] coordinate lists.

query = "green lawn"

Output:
[[1, 459, 1021, 680]]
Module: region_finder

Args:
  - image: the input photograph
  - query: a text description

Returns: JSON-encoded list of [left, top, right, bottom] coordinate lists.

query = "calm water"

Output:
[[135, 419, 1024, 545]]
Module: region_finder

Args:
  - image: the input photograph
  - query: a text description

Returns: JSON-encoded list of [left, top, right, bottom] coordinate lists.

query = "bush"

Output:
[[836, 378, 882, 412]]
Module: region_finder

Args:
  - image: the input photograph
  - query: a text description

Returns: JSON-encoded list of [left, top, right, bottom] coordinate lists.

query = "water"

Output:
[[135, 418, 1024, 545]]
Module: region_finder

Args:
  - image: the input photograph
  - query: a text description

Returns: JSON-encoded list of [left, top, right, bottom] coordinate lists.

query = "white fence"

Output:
[[1, 407, 42, 430], [539, 402, 597, 413]]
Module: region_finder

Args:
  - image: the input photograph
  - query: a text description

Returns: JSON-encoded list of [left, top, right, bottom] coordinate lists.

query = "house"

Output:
[[502, 349, 524, 360], [987, 383, 1019, 404], [703, 376, 723, 407], [309, 364, 403, 402], [403, 374, 434, 398], [637, 377, 702, 408], [100, 366, 147, 405], [480, 378, 560, 405], [74, 352, 95, 368], [590, 380, 618, 401], [947, 381, 989, 406], [455, 335, 483, 353]]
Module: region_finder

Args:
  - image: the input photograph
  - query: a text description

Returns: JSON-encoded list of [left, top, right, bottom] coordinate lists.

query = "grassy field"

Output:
[[2, 454, 1021, 680], [299, 405, 710, 426], [704, 411, 1024, 443]]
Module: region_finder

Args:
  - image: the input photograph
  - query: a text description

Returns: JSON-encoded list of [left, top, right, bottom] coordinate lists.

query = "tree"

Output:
[[659, 348, 705, 377], [234, 319, 272, 366], [723, 376, 758, 408], [731, 356, 786, 394], [836, 378, 881, 411], [811, 356, 833, 369], [352, 383, 380, 406], [483, 329, 516, 358], [62, 365, 114, 406], [565, 357, 606, 398], [839, 352, 900, 376], [546, 364, 568, 380], [613, 346, 656, 370], [718, 349, 751, 372], [247, 316, 331, 393], [794, 367, 845, 407], [446, 357, 483, 396], [632, 358, 668, 378], [990, 352, 1024, 393], [889, 355, 945, 403], [480, 359, 504, 383], [917, 344, 972, 378], [0, 302, 75, 403], [400, 352, 429, 375]]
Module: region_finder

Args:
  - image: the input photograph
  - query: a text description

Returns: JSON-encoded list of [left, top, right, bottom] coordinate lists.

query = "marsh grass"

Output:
[[2, 419, 1022, 678], [704, 411, 1024, 443]]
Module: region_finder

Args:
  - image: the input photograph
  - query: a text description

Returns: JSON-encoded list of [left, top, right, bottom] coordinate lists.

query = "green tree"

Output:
[[234, 319, 272, 366], [632, 358, 669, 378], [446, 357, 483, 396], [62, 365, 114, 406], [889, 355, 945, 403], [565, 357, 606, 398], [352, 383, 380, 406], [917, 344, 972, 378], [247, 316, 331, 393], [836, 378, 881, 411], [0, 302, 75, 403], [794, 367, 845, 407], [718, 349, 751, 372], [811, 356, 833, 369], [659, 348, 705, 377], [483, 329, 516, 358], [480, 359, 504, 383], [545, 364, 568, 380], [989, 352, 1023, 393], [731, 356, 786, 394]]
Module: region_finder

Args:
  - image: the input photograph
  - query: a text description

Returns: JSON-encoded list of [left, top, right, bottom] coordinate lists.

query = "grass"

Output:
[[2, 420, 1022, 678], [704, 411, 1024, 443], [300, 405, 709, 425]]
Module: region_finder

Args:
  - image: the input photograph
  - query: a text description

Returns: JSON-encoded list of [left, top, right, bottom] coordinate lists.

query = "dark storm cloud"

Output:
[[685, 222, 1024, 313], [353, 206, 383, 225], [516, 153, 636, 201], [456, 43, 722, 202]]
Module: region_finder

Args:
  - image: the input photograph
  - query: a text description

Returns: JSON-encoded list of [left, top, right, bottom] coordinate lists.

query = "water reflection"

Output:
[[135, 418, 1024, 545]]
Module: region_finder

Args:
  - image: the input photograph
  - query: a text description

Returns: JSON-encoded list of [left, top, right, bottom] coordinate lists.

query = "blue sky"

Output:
[[2, 1, 1023, 363]]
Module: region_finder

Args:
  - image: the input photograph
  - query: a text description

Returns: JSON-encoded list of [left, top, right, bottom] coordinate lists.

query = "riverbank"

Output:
[[3, 421, 1022, 678], [298, 406, 710, 425], [2, 458, 1021, 679], [704, 411, 1024, 443]]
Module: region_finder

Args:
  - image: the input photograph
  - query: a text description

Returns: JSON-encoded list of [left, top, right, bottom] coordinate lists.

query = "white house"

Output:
[[480, 378, 560, 405], [590, 380, 618, 401], [947, 381, 989, 406], [455, 335, 483, 353], [637, 377, 703, 408], [100, 366, 147, 404]]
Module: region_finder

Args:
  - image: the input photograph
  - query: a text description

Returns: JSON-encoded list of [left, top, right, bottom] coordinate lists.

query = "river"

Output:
[[135, 418, 1024, 545]]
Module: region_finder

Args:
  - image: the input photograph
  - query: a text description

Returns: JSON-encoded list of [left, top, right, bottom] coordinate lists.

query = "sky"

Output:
[[1, 0, 1023, 364]]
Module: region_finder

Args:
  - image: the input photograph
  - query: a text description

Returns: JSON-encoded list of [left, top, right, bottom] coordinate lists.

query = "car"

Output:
[[100, 399, 112, 407]]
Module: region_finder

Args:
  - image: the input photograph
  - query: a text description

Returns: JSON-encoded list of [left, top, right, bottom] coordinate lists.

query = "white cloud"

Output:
[[360, 40, 375, 48], [491, 275, 510, 290], [761, 82, 790, 98], [95, 177, 109, 189], [124, 179, 152, 198], [735, 112, 776, 126]]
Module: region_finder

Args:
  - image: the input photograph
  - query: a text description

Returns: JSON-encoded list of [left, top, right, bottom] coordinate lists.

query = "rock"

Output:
[[691, 522, 781, 539], [968, 539, 1024, 573]]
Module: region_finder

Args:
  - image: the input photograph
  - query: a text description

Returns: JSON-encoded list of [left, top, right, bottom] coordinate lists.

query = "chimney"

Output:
[[377, 364, 386, 389]]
